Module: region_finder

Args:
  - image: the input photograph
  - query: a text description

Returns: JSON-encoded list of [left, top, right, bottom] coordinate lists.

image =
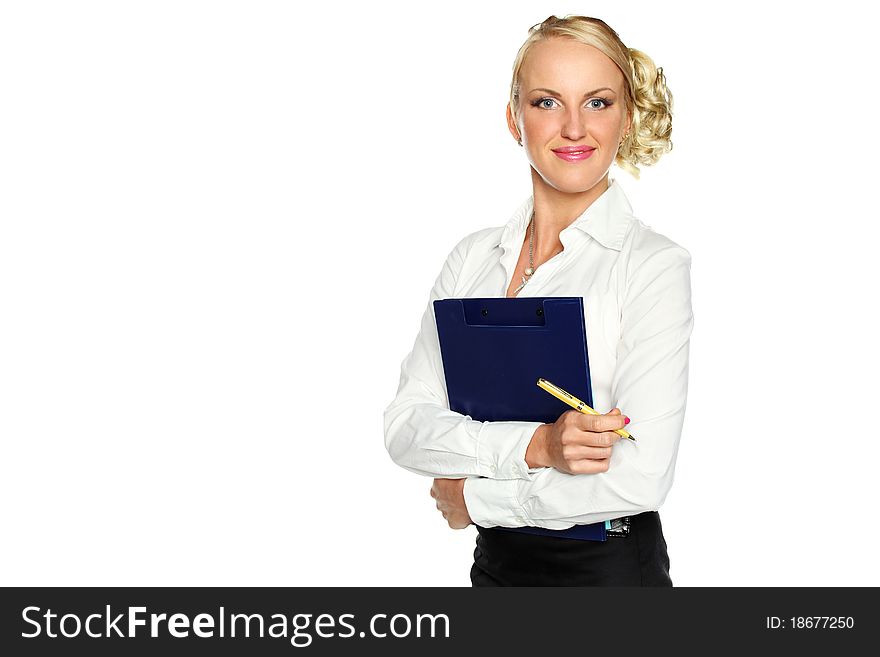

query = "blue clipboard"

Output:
[[433, 296, 607, 541]]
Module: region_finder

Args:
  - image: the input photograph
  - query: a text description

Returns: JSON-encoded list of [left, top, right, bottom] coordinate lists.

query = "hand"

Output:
[[525, 408, 628, 475], [430, 478, 473, 529]]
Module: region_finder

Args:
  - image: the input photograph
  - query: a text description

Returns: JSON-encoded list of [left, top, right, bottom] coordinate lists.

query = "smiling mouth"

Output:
[[553, 148, 595, 154], [552, 148, 596, 161]]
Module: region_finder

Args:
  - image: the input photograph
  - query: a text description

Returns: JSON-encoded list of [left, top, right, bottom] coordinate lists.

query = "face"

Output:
[[507, 37, 631, 195]]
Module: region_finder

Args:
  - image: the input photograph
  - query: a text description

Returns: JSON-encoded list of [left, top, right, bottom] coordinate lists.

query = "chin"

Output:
[[539, 173, 610, 195], [535, 161, 612, 192]]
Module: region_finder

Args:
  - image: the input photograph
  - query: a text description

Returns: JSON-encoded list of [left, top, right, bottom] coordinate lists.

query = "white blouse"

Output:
[[383, 178, 694, 529]]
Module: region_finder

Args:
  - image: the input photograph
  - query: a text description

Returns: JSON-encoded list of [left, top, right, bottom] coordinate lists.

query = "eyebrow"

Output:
[[528, 87, 616, 97]]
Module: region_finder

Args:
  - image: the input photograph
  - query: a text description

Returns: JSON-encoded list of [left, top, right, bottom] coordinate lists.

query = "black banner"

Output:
[[0, 587, 874, 654]]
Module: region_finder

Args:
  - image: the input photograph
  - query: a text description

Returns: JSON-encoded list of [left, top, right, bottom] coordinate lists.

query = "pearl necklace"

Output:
[[512, 210, 536, 296]]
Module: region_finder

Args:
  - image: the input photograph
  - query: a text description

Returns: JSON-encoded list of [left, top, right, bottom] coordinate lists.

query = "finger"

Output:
[[605, 408, 632, 430], [562, 444, 614, 461], [564, 428, 622, 447], [569, 458, 611, 475], [591, 431, 622, 448], [574, 412, 628, 433]]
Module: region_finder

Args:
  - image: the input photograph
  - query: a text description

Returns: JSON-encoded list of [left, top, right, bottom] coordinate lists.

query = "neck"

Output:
[[529, 171, 610, 254]]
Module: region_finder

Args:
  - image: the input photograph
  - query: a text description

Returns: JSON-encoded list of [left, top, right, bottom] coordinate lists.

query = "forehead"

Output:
[[520, 37, 623, 92]]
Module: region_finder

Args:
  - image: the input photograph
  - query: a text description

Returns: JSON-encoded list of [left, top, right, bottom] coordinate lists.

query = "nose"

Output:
[[560, 105, 586, 142]]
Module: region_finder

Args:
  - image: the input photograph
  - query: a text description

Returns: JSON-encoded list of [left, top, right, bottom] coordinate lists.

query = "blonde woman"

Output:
[[384, 15, 693, 586]]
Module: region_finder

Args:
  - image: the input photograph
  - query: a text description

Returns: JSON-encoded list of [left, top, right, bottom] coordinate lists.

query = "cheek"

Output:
[[593, 113, 625, 139], [521, 113, 555, 137]]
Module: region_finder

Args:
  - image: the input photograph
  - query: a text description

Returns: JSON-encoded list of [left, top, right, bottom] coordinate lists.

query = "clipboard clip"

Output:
[[461, 298, 548, 327]]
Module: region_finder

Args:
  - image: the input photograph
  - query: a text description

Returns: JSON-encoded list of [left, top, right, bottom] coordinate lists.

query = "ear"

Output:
[[506, 103, 521, 142]]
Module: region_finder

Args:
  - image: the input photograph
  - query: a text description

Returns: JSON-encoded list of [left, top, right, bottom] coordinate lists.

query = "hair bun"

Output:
[[618, 48, 674, 177]]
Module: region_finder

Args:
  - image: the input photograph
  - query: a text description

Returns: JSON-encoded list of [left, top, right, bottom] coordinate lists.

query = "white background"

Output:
[[1, 1, 877, 586]]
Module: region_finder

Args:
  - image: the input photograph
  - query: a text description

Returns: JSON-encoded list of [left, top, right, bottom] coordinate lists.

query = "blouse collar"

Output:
[[495, 177, 635, 253]]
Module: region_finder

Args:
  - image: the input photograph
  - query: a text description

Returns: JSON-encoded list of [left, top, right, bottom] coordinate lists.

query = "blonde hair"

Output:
[[510, 15, 673, 178]]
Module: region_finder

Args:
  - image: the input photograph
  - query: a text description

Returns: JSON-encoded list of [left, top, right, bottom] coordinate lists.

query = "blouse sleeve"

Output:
[[462, 243, 694, 527], [383, 235, 544, 481]]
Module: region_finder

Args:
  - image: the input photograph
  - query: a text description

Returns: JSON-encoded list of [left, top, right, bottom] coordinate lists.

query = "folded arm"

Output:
[[463, 244, 694, 527], [383, 236, 544, 481]]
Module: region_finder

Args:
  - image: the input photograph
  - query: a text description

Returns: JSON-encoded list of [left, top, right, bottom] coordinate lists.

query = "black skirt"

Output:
[[470, 511, 672, 586]]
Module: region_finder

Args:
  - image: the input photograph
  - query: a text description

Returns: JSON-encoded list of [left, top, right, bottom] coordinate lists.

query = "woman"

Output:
[[384, 15, 693, 586]]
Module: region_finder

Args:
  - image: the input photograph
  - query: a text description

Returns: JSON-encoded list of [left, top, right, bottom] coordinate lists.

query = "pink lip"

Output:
[[552, 147, 596, 162]]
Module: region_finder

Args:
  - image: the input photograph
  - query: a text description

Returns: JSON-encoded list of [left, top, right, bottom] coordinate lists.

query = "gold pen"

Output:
[[537, 378, 636, 442]]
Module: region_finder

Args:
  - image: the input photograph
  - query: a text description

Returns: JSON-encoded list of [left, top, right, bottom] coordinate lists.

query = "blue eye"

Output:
[[533, 98, 557, 109], [531, 97, 613, 110]]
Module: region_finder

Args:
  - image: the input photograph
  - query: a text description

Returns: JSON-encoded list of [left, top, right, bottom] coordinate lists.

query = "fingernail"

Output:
[[624, 417, 630, 425]]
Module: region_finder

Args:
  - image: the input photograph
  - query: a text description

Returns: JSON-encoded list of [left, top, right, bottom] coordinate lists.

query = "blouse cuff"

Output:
[[463, 477, 530, 528], [476, 421, 543, 480]]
